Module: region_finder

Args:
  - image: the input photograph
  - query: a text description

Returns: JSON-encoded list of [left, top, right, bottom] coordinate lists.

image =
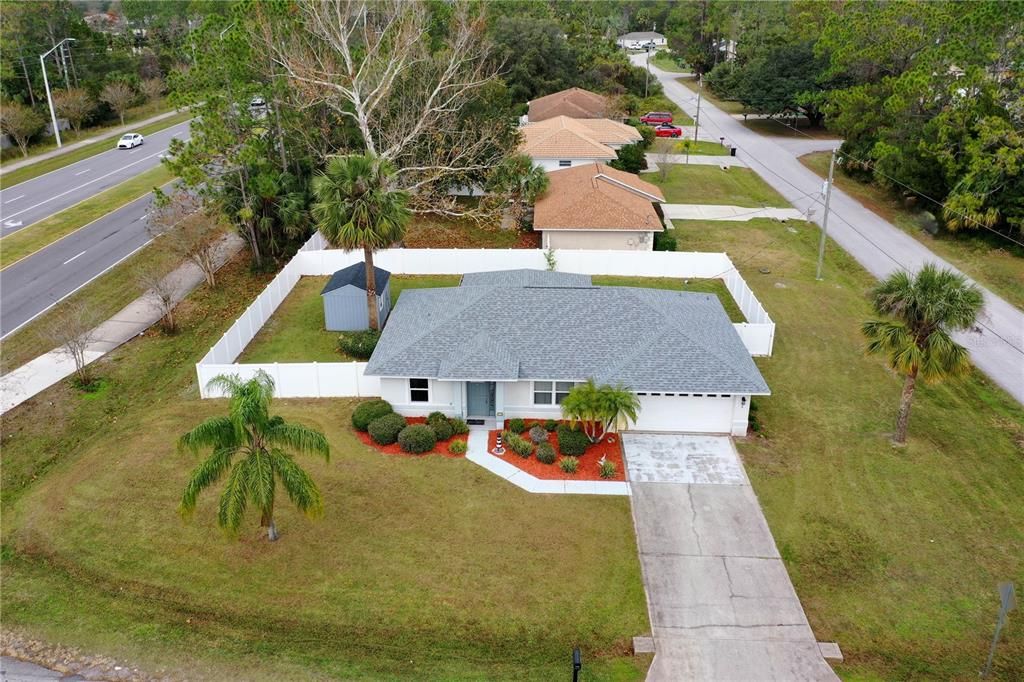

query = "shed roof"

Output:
[[365, 277, 769, 394], [534, 163, 665, 232], [321, 261, 391, 295]]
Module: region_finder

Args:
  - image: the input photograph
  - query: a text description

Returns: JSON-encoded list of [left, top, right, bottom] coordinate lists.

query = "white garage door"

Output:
[[631, 394, 735, 433]]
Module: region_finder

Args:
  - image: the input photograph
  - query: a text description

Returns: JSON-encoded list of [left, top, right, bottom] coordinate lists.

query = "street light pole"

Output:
[[815, 148, 838, 280], [644, 46, 651, 98], [39, 38, 76, 148]]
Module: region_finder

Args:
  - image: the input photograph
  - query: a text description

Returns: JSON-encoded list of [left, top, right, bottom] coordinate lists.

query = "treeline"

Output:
[[671, 0, 1022, 238]]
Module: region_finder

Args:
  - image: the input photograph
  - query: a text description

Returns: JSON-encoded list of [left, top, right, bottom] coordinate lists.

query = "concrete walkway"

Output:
[[640, 56, 1024, 404], [624, 433, 838, 681], [0, 234, 243, 414], [661, 203, 804, 222], [0, 108, 186, 175]]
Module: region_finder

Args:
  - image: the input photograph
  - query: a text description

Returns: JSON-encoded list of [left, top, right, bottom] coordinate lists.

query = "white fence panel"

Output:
[[197, 361, 380, 400], [732, 323, 775, 357]]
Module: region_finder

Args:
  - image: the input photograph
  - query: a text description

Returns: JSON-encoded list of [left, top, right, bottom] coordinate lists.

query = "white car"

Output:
[[117, 133, 144, 149]]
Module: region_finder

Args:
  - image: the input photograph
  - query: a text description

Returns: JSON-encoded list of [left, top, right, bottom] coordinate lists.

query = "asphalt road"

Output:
[[0, 191, 154, 337], [0, 120, 189, 234], [638, 56, 1024, 404]]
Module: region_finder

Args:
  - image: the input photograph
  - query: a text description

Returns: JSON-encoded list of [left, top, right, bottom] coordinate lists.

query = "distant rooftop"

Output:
[[528, 87, 610, 122]]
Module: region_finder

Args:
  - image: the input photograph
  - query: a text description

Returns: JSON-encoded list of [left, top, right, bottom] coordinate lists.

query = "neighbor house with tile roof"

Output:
[[533, 163, 666, 251], [527, 87, 611, 122], [520, 116, 642, 171], [363, 270, 768, 435]]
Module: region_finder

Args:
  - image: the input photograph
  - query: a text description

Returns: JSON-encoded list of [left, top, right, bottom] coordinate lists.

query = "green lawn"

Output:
[[671, 217, 1024, 680], [651, 138, 727, 155], [0, 165, 175, 267], [0, 257, 650, 681], [647, 164, 791, 207], [678, 76, 746, 115], [0, 109, 191, 189], [404, 213, 534, 249], [741, 117, 841, 140], [240, 274, 745, 363], [649, 51, 687, 73], [801, 151, 1024, 309]]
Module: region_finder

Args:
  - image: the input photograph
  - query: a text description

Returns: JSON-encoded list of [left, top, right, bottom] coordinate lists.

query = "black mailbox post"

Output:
[[572, 647, 582, 682]]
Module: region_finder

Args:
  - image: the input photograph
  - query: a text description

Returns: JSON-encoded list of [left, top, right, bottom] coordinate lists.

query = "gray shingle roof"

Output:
[[459, 269, 593, 288], [321, 262, 390, 295], [365, 274, 769, 395], [619, 31, 665, 40]]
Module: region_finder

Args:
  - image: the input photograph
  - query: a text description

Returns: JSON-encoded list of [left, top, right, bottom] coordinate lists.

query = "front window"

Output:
[[533, 381, 576, 405], [410, 378, 429, 403], [558, 160, 571, 167]]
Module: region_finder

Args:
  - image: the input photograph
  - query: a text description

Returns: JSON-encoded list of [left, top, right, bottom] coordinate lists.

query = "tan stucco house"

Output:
[[533, 163, 666, 251], [520, 116, 642, 171]]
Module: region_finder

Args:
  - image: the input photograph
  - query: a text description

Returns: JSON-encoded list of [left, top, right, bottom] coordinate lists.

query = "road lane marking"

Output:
[[63, 250, 87, 265], [2, 194, 25, 204], [74, 168, 92, 176], [2, 148, 169, 222], [3, 220, 24, 229]]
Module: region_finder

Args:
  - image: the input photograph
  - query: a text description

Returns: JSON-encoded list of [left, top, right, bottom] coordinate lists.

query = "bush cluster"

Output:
[[654, 231, 676, 252], [338, 329, 381, 359], [556, 424, 589, 456], [508, 418, 526, 434], [368, 412, 407, 445], [598, 459, 617, 479], [398, 424, 437, 453], [427, 412, 454, 441], [544, 419, 559, 432], [352, 399, 393, 431], [528, 425, 548, 444], [448, 439, 468, 455], [536, 442, 557, 464], [449, 418, 470, 436], [503, 431, 533, 458], [558, 457, 579, 474]]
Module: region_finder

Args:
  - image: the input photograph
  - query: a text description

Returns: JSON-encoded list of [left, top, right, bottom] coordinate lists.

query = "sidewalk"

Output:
[[661, 203, 804, 222], [0, 234, 243, 414], [0, 108, 185, 175]]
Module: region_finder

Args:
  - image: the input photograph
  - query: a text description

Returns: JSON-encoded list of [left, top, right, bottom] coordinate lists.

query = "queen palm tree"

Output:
[[311, 153, 411, 329], [561, 379, 642, 443], [179, 372, 330, 541], [862, 264, 983, 444]]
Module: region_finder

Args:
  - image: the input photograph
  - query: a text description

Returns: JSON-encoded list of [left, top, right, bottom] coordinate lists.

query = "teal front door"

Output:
[[467, 382, 496, 417]]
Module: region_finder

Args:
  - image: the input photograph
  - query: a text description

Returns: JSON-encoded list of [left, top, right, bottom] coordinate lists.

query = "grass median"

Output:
[[0, 165, 175, 269], [0, 110, 190, 190], [647, 163, 790, 207]]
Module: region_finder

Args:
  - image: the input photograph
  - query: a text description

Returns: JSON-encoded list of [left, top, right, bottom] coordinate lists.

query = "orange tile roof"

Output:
[[533, 163, 665, 232], [520, 116, 642, 159], [528, 87, 610, 121]]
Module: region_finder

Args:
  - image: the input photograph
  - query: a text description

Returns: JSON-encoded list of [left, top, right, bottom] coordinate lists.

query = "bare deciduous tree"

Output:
[[140, 77, 166, 104], [100, 82, 136, 125], [53, 88, 95, 135], [0, 101, 44, 157], [148, 191, 224, 287], [252, 0, 517, 214], [136, 264, 180, 334], [38, 302, 101, 386]]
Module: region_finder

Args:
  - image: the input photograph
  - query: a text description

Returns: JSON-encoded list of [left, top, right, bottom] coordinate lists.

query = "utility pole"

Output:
[[59, 42, 71, 89], [692, 75, 703, 146], [40, 38, 76, 148], [644, 46, 651, 98], [815, 148, 838, 280], [18, 53, 36, 106]]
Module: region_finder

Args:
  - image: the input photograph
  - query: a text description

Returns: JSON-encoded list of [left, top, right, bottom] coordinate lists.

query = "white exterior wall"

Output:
[[543, 230, 655, 251], [379, 377, 463, 417]]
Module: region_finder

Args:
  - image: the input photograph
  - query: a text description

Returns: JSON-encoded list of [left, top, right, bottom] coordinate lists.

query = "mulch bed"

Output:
[[355, 416, 467, 458], [488, 419, 626, 481]]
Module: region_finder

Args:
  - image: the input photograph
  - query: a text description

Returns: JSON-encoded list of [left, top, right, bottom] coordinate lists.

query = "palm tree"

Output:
[[862, 264, 983, 444], [311, 153, 411, 330], [561, 379, 642, 442], [487, 154, 550, 228], [179, 372, 330, 541]]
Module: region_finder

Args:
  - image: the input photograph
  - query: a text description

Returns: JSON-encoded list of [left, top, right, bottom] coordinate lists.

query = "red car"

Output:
[[640, 111, 673, 124], [654, 124, 683, 138]]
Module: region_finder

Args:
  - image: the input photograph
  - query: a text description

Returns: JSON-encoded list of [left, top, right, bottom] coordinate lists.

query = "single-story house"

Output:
[[533, 163, 665, 251], [364, 270, 769, 435], [617, 31, 667, 50], [527, 87, 611, 123], [321, 262, 392, 331], [520, 116, 642, 171]]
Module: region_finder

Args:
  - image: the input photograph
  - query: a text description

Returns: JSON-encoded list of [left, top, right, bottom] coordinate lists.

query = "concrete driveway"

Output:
[[624, 433, 838, 681]]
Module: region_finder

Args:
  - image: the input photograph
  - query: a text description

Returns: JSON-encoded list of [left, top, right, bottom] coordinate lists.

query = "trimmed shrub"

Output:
[[544, 419, 559, 432], [557, 424, 589, 456], [508, 418, 526, 434], [449, 417, 470, 435], [448, 439, 468, 455], [338, 329, 381, 359], [654, 231, 676, 252], [536, 442, 557, 464], [430, 419, 454, 442], [599, 459, 618, 479], [559, 456, 579, 474], [528, 425, 548, 444], [368, 412, 406, 445], [352, 399, 393, 431], [427, 411, 447, 425], [398, 424, 437, 453], [508, 433, 534, 458]]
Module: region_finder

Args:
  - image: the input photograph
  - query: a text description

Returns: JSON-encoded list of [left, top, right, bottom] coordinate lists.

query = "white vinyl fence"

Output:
[[197, 234, 775, 399]]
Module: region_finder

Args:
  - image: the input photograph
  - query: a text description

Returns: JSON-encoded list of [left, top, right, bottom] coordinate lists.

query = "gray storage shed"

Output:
[[321, 262, 392, 331]]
